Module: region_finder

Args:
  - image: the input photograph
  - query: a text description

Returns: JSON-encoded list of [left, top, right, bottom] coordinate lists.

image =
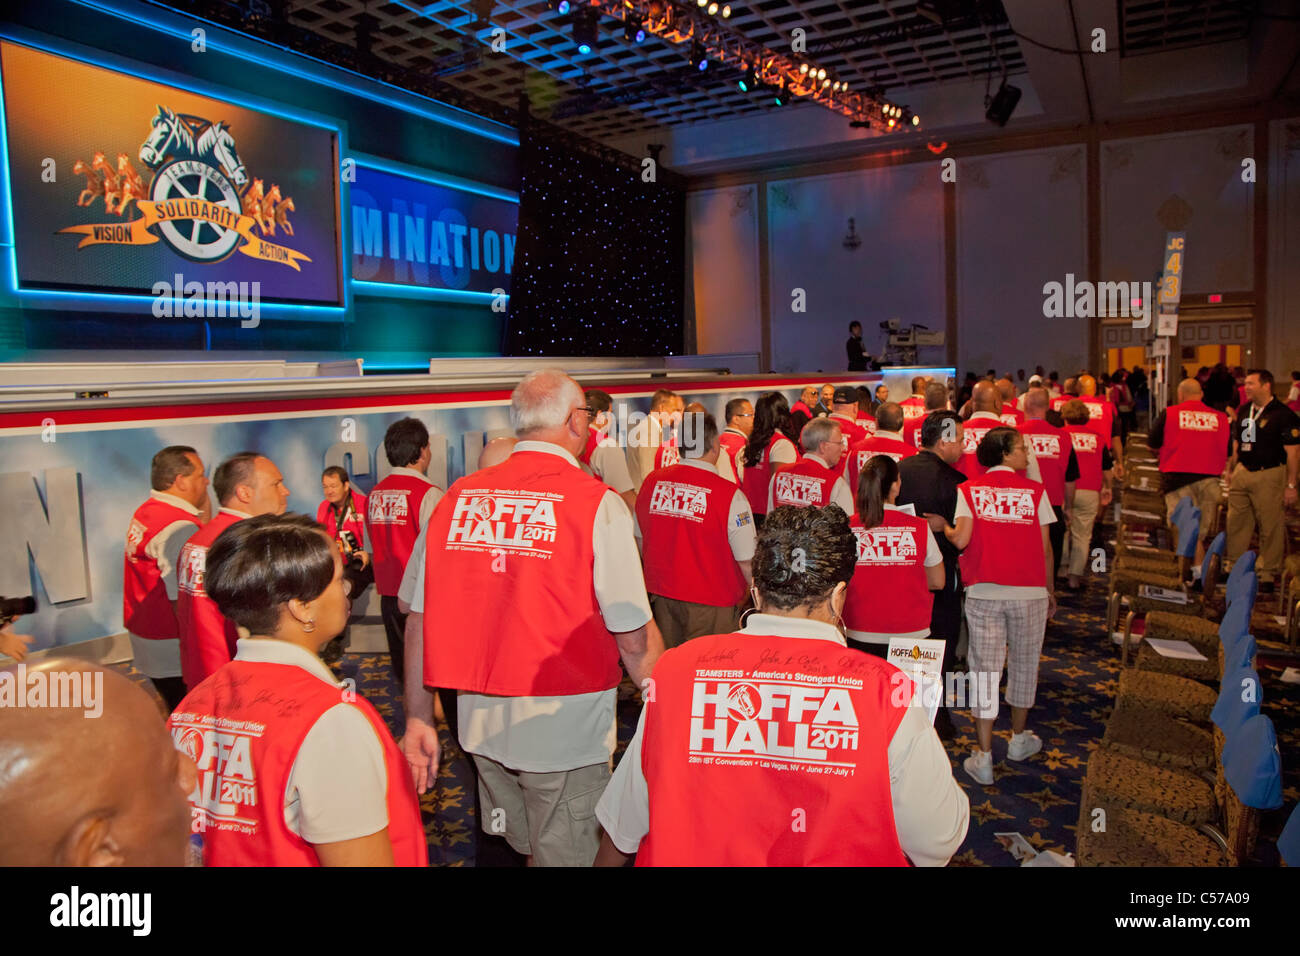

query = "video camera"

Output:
[[1, 595, 36, 628]]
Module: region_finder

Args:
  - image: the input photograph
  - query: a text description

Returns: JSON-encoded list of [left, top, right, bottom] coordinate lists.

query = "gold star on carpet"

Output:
[[969, 799, 1014, 825], [1040, 747, 1069, 770], [438, 785, 465, 811], [1057, 665, 1089, 680], [1020, 786, 1075, 812]]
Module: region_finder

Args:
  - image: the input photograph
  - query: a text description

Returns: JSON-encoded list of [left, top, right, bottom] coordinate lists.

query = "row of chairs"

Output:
[[1077, 549, 1292, 864]]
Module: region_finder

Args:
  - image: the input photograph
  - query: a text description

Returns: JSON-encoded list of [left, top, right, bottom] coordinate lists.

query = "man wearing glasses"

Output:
[[718, 398, 753, 485], [403, 369, 664, 866]]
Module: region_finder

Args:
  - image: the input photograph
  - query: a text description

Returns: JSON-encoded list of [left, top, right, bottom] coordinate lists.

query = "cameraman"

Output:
[[318, 466, 372, 664]]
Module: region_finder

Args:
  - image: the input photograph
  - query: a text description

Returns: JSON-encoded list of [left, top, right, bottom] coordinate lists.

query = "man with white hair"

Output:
[[403, 369, 663, 867], [769, 417, 854, 513]]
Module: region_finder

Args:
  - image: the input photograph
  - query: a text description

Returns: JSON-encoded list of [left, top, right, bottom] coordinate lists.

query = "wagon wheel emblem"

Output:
[[149, 159, 242, 263]]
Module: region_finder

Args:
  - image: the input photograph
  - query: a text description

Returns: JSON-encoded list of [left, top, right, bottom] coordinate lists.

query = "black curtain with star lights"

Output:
[[503, 124, 685, 356]]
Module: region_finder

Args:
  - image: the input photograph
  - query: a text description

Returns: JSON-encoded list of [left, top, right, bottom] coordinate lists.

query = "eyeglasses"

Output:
[[575, 405, 597, 418]]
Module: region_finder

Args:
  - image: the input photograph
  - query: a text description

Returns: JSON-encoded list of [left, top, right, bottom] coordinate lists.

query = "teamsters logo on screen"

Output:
[[57, 106, 310, 270]]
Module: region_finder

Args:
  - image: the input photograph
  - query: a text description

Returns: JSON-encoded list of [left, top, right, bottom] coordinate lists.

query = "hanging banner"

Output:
[[1155, 231, 1185, 337]]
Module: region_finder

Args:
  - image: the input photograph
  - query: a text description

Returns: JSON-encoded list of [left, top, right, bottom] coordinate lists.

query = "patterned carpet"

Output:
[[120, 511, 1299, 866]]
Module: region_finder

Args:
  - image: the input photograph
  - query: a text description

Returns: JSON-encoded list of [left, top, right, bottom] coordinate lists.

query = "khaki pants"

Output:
[[473, 755, 609, 866], [1164, 476, 1223, 546], [1226, 463, 1287, 581], [650, 594, 740, 649], [1066, 489, 1100, 578]]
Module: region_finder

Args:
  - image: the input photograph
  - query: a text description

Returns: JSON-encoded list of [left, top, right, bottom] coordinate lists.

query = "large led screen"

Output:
[[0, 41, 343, 305]]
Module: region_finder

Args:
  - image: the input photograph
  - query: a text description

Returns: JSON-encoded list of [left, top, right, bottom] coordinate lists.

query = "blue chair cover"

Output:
[[1174, 505, 1201, 559], [1200, 532, 1226, 583], [1211, 665, 1260, 733], [1226, 569, 1258, 611], [1278, 803, 1300, 867], [1222, 714, 1283, 810]]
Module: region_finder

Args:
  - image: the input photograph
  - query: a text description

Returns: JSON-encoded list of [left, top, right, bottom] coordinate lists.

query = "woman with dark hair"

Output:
[[317, 466, 371, 663], [936, 426, 1056, 787], [168, 513, 427, 867], [843, 456, 945, 658], [1060, 399, 1112, 590], [593, 504, 969, 867], [740, 392, 798, 526]]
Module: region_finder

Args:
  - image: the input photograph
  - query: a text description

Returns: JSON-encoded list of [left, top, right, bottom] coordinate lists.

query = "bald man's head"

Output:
[[1178, 378, 1203, 402], [1024, 386, 1050, 416], [1063, 377, 1079, 396], [924, 381, 949, 411], [972, 380, 1001, 413], [478, 436, 517, 471], [995, 378, 1017, 404], [0, 661, 193, 866]]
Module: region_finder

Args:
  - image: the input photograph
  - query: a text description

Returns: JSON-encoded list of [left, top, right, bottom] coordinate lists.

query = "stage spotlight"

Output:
[[911, 113, 920, 126], [881, 103, 889, 115], [800, 62, 810, 74], [707, 1, 719, 14], [774, 79, 786, 106], [691, 40, 708, 71], [557, 0, 570, 13], [721, 4, 731, 16], [887, 117, 895, 128], [738, 63, 758, 91], [822, 77, 831, 88], [624, 15, 645, 42], [817, 67, 826, 80], [573, 8, 598, 53], [697, 0, 708, 6], [832, 80, 840, 91]]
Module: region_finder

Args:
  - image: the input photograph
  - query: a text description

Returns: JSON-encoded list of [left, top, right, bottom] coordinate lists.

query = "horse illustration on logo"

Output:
[[60, 106, 307, 270]]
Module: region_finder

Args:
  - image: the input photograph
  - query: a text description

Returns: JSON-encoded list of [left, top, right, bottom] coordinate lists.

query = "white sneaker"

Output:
[[1007, 730, 1043, 762], [963, 749, 994, 785]]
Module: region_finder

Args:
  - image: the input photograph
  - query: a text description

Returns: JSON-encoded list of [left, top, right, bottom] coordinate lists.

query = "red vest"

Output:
[[123, 496, 197, 641], [718, 430, 747, 484], [636, 463, 746, 608], [1159, 400, 1229, 477], [899, 396, 927, 424], [1019, 419, 1070, 507], [791, 401, 814, 419], [421, 450, 622, 697], [1000, 403, 1026, 427], [1066, 425, 1104, 491], [957, 416, 1004, 479], [846, 435, 918, 498], [1080, 397, 1114, 446], [771, 456, 836, 509], [740, 434, 789, 516], [904, 417, 927, 448], [368, 472, 434, 595], [177, 510, 243, 691], [858, 413, 878, 436], [655, 444, 680, 470], [580, 425, 602, 465], [635, 631, 911, 866], [170, 660, 426, 867], [828, 415, 867, 480], [844, 512, 934, 635], [316, 491, 367, 547], [958, 471, 1048, 589]]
